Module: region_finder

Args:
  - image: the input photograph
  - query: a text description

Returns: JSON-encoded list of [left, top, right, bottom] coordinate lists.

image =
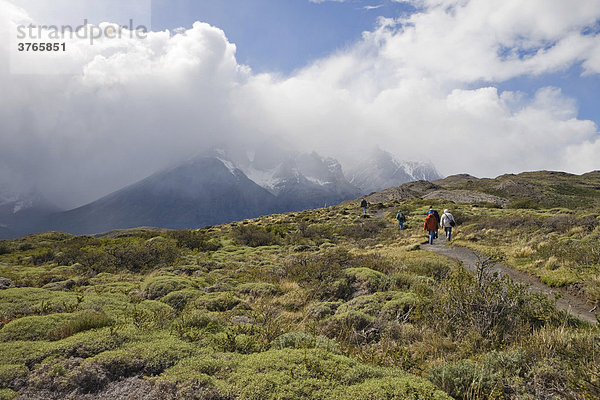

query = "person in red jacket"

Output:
[[424, 212, 438, 245]]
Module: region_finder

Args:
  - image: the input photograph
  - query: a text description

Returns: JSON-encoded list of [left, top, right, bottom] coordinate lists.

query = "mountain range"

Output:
[[0, 148, 441, 238]]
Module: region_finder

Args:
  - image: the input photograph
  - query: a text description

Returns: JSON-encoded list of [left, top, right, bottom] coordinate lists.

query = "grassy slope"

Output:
[[430, 171, 600, 301], [0, 171, 599, 399]]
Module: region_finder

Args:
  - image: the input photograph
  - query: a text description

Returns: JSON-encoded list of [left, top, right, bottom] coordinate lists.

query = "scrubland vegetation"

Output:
[[0, 179, 599, 398]]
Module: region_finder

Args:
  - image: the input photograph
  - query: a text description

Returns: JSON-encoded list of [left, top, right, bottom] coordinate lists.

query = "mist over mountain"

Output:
[[0, 147, 441, 238], [0, 191, 60, 239], [347, 148, 442, 194], [44, 156, 279, 236]]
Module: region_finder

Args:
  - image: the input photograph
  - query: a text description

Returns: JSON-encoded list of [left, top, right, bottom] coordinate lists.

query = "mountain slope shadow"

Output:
[[46, 157, 279, 235]]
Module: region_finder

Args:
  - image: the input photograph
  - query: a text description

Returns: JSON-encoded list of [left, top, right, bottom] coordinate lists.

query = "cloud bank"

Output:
[[1, 0, 599, 208]]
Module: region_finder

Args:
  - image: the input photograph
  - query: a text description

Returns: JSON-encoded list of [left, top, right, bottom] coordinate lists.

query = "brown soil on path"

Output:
[[426, 241, 598, 325]]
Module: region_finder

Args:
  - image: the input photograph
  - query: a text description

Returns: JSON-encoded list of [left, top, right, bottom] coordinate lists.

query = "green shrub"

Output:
[[78, 292, 131, 316], [508, 199, 541, 209], [172, 310, 224, 342], [335, 292, 395, 317], [271, 332, 339, 353], [30, 248, 55, 265], [106, 237, 180, 272], [339, 219, 387, 240], [168, 230, 222, 251], [49, 310, 113, 340], [127, 300, 176, 330], [194, 292, 244, 312], [226, 348, 448, 400], [429, 359, 500, 400], [237, 282, 281, 297], [215, 330, 264, 354], [407, 260, 450, 281], [0, 389, 17, 400], [69, 337, 197, 393], [331, 376, 452, 400], [306, 301, 343, 319], [231, 225, 280, 247], [0, 364, 28, 388], [0, 313, 72, 341], [151, 352, 232, 399], [0, 242, 10, 256], [51, 326, 130, 360], [271, 332, 315, 350], [343, 267, 390, 297], [142, 274, 193, 300], [430, 267, 560, 344], [296, 222, 336, 242], [380, 292, 419, 322], [326, 310, 376, 338], [161, 289, 202, 311]]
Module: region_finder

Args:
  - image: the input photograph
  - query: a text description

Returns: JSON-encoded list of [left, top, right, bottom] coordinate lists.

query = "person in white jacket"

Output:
[[440, 209, 456, 241]]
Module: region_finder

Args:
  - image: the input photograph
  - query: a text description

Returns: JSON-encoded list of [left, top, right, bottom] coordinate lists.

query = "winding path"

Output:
[[425, 241, 598, 325]]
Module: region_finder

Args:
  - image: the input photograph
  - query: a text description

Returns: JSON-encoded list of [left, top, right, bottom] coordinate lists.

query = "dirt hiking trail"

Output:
[[366, 208, 598, 325], [426, 241, 598, 325]]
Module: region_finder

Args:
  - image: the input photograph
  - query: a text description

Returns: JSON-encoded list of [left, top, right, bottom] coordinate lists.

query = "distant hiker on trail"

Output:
[[360, 199, 368, 215], [428, 207, 440, 238], [424, 212, 438, 245], [395, 209, 406, 230], [440, 209, 456, 241]]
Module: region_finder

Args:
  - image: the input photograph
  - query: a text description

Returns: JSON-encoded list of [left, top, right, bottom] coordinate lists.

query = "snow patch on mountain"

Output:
[[242, 166, 279, 194], [346, 148, 442, 194], [216, 157, 238, 176]]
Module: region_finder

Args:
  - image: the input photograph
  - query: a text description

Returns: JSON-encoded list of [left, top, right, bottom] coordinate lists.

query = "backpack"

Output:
[[447, 214, 456, 227], [396, 212, 405, 222]]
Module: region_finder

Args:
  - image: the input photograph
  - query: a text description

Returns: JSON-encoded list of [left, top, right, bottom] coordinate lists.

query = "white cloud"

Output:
[[1, 0, 599, 208]]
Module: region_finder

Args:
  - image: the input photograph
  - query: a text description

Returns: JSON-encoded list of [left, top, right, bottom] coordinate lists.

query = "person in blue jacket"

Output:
[[395, 209, 406, 230]]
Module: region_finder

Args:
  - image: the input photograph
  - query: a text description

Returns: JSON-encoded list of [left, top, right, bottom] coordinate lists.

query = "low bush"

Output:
[[429, 267, 561, 345], [306, 301, 343, 319], [172, 310, 224, 342], [167, 230, 222, 252], [0, 364, 28, 389], [338, 219, 387, 240], [106, 237, 180, 272], [232, 225, 280, 247], [406, 260, 450, 282], [194, 292, 244, 312], [69, 337, 197, 393], [228, 348, 450, 400], [331, 376, 452, 400], [127, 300, 176, 330], [0, 389, 16, 400], [343, 267, 390, 298], [49, 310, 113, 340], [507, 199, 541, 209], [237, 282, 281, 297], [429, 358, 500, 399], [271, 332, 315, 349], [296, 222, 336, 242], [0, 313, 72, 342], [0, 242, 10, 256], [142, 275, 194, 300], [161, 289, 202, 311]]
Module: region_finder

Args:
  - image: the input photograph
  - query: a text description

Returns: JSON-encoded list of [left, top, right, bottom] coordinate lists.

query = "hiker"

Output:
[[428, 206, 440, 238], [395, 209, 406, 230], [360, 199, 368, 215], [424, 212, 438, 245], [440, 209, 456, 241]]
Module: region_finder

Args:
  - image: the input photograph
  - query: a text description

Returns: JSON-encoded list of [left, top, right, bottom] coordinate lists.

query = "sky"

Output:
[[1, 0, 600, 209]]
